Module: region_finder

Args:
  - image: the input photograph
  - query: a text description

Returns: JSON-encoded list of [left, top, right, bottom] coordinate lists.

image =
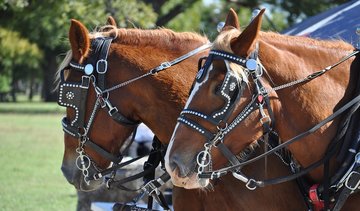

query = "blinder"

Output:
[[211, 60, 244, 123], [58, 70, 91, 127], [181, 50, 248, 131]]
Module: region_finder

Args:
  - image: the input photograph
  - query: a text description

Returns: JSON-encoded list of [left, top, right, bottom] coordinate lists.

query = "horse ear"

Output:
[[69, 19, 90, 62], [222, 8, 240, 31], [107, 16, 117, 27], [231, 8, 265, 57]]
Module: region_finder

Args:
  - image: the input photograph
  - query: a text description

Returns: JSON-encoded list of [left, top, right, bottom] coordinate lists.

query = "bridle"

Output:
[[58, 35, 212, 187], [59, 37, 140, 185], [178, 47, 275, 180], [178, 45, 360, 209]]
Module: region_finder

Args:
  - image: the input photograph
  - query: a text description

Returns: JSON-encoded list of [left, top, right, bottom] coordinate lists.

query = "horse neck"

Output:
[[201, 146, 306, 210], [258, 32, 356, 181], [113, 34, 208, 144]]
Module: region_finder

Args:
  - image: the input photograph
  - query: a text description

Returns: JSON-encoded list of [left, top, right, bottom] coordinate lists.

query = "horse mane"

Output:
[[54, 51, 72, 92], [99, 27, 209, 52], [262, 31, 354, 51], [212, 28, 354, 86], [54, 25, 209, 92]]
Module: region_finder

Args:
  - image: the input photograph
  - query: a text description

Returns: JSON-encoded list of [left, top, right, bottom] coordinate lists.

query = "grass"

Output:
[[0, 102, 77, 211]]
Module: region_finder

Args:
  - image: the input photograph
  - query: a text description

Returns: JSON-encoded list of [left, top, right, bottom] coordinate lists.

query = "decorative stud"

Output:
[[229, 82, 236, 91], [84, 64, 94, 75], [66, 91, 75, 100]]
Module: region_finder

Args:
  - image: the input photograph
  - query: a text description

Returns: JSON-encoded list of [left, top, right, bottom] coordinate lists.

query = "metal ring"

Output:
[[196, 150, 211, 168]]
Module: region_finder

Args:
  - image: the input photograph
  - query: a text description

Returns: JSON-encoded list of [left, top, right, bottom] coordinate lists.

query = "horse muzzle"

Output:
[[61, 162, 103, 191]]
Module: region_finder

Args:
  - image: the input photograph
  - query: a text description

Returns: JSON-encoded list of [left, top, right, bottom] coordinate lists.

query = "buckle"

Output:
[[93, 173, 102, 180], [142, 180, 159, 196], [345, 171, 360, 191], [246, 179, 257, 190], [96, 59, 108, 74], [80, 76, 91, 88], [108, 107, 119, 116], [260, 116, 271, 125], [156, 62, 171, 71]]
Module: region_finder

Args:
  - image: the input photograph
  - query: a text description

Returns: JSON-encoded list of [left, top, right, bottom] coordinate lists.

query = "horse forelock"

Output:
[[54, 51, 72, 91], [213, 29, 248, 84]]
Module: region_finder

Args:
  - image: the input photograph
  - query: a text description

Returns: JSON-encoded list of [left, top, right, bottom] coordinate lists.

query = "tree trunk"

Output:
[[11, 75, 17, 102], [42, 51, 58, 102], [28, 75, 34, 101]]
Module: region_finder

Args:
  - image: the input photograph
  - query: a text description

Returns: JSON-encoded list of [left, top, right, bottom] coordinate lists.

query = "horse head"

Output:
[[58, 18, 138, 191], [165, 8, 267, 189], [166, 4, 358, 193], [57, 16, 210, 194]]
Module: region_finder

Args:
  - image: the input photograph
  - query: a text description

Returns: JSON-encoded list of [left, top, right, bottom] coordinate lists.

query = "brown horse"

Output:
[[57, 18, 212, 209], [166, 8, 360, 210], [57, 16, 305, 210]]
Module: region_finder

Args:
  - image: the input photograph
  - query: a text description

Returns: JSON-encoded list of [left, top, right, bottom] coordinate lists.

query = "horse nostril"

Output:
[[170, 153, 191, 178]]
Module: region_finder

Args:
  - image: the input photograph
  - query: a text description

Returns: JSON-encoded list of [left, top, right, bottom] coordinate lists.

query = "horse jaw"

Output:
[[61, 156, 104, 191]]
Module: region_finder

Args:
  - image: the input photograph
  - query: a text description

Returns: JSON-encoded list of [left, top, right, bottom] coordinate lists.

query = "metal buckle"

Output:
[[156, 62, 171, 71], [96, 59, 108, 74], [345, 171, 360, 191], [108, 107, 119, 116], [142, 180, 159, 196], [80, 76, 91, 89], [260, 116, 271, 125], [246, 179, 257, 190], [93, 172, 102, 180]]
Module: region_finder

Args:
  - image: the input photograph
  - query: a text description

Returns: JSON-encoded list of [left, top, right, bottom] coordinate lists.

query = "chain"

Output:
[[102, 71, 153, 93], [266, 77, 308, 94], [197, 143, 212, 174], [75, 139, 91, 185]]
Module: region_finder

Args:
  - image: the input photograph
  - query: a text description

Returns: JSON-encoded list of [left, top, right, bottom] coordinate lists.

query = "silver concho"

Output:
[[84, 64, 94, 75], [229, 82, 236, 91], [66, 91, 75, 100]]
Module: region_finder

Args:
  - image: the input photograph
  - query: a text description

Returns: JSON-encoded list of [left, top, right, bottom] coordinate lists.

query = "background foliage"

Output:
[[0, 0, 350, 102]]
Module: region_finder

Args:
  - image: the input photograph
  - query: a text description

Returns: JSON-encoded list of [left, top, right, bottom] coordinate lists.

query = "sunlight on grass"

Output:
[[0, 113, 77, 210]]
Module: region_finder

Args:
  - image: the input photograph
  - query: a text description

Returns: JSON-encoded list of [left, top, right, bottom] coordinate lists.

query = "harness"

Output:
[[58, 36, 211, 210], [178, 45, 360, 210]]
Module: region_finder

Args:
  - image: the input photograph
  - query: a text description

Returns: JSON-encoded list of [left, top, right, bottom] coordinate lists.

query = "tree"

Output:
[[0, 28, 42, 101]]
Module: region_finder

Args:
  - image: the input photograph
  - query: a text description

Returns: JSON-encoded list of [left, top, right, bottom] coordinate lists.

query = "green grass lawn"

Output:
[[0, 105, 77, 210]]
